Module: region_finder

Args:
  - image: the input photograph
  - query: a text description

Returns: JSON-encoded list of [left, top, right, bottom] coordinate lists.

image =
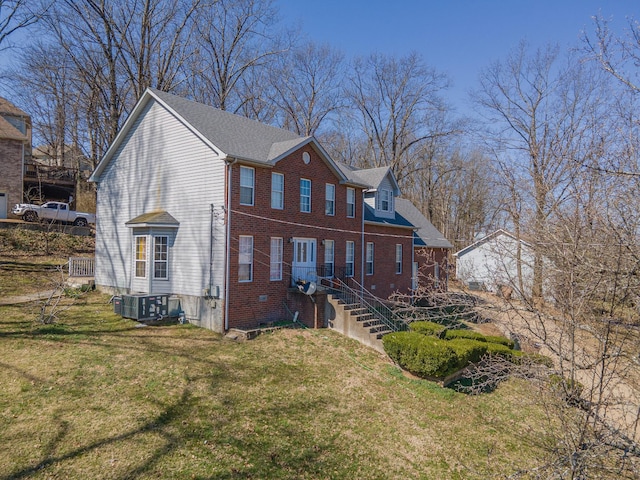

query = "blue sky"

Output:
[[277, 0, 640, 114]]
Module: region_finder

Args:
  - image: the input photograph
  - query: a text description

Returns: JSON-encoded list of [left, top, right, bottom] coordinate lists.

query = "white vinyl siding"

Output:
[[366, 242, 374, 275], [270, 237, 283, 281], [325, 183, 335, 216], [346, 240, 355, 277], [240, 166, 254, 206], [271, 172, 284, 209], [238, 236, 253, 282], [300, 178, 311, 213], [346, 187, 355, 218], [94, 99, 227, 298]]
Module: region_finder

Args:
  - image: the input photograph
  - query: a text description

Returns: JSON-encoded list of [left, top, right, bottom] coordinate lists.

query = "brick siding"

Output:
[[0, 139, 24, 217], [227, 146, 367, 329]]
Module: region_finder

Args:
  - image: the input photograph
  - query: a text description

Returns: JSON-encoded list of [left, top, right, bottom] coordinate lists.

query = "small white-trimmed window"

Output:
[[154, 236, 169, 279], [271, 172, 284, 209], [366, 242, 374, 275], [135, 236, 147, 278], [395, 244, 402, 274], [270, 237, 283, 281], [238, 235, 253, 282], [240, 166, 254, 206], [346, 187, 355, 218], [323, 240, 334, 277], [378, 189, 391, 212], [300, 178, 311, 213], [325, 184, 335, 216], [346, 241, 355, 277]]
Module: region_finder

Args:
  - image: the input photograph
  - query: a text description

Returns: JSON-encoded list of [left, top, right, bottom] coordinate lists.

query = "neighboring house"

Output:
[[454, 229, 535, 298], [0, 97, 31, 219], [27, 144, 86, 204], [89, 89, 449, 333], [394, 198, 453, 291]]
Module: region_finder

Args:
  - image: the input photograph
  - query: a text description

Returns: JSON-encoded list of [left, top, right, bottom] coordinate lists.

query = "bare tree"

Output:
[[268, 41, 344, 136], [344, 52, 458, 181], [474, 42, 609, 302], [118, 0, 203, 100], [189, 0, 289, 112], [0, 0, 48, 49]]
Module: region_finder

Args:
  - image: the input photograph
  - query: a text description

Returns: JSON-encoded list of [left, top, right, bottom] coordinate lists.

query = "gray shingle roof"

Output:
[[126, 211, 180, 227], [0, 97, 29, 117], [363, 203, 414, 229], [394, 198, 453, 249], [0, 116, 26, 141], [454, 229, 531, 257], [149, 89, 307, 163], [352, 166, 391, 190]]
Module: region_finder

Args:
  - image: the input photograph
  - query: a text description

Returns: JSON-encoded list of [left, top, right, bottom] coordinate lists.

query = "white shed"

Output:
[[454, 230, 535, 298]]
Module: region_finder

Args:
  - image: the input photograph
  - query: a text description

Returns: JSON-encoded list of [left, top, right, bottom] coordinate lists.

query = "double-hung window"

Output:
[[240, 166, 254, 206], [378, 189, 391, 212], [323, 240, 334, 277], [366, 242, 374, 275], [300, 178, 311, 213], [238, 235, 253, 282], [345, 241, 355, 277], [271, 172, 284, 209], [325, 184, 335, 216], [270, 237, 283, 281], [346, 187, 355, 218], [154, 236, 169, 279], [395, 244, 402, 274], [135, 236, 147, 278]]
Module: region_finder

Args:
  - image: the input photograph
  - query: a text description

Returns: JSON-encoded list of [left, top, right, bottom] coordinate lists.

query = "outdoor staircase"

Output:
[[324, 278, 407, 353]]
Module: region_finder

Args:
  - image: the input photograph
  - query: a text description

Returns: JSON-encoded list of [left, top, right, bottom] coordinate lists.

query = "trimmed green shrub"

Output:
[[484, 335, 515, 349], [443, 330, 515, 349], [444, 329, 487, 342], [409, 320, 446, 338], [485, 342, 515, 359], [383, 332, 459, 378], [383, 331, 423, 366], [447, 339, 489, 369]]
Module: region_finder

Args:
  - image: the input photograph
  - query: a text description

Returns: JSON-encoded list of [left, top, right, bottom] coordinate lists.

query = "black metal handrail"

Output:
[[324, 276, 409, 333]]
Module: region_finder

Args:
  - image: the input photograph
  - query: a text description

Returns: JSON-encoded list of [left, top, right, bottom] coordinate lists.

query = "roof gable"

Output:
[[454, 229, 532, 258], [0, 97, 29, 118], [91, 89, 352, 184], [0, 116, 27, 141]]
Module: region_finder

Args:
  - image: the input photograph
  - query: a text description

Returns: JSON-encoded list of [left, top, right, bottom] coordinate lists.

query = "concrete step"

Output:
[[375, 329, 393, 339]]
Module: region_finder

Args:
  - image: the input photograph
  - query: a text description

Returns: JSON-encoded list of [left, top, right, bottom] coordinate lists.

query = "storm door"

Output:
[[291, 238, 317, 285]]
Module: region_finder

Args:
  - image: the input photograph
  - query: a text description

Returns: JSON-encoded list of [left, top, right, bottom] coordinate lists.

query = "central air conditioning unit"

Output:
[[119, 294, 169, 320]]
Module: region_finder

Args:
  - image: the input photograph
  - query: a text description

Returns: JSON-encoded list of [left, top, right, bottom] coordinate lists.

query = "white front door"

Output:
[[292, 238, 317, 285]]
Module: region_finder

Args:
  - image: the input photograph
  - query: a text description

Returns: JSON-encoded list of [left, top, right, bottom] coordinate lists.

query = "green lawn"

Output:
[[0, 291, 551, 479]]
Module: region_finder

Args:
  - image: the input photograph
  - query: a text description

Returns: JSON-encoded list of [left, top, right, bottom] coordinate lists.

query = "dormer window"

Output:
[[378, 189, 392, 212]]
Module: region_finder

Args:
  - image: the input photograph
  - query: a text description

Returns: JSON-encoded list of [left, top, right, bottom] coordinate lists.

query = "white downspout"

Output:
[[223, 157, 237, 331], [360, 190, 365, 293]]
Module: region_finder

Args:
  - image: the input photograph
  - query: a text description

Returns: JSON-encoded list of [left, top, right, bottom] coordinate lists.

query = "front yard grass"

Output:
[[0, 291, 554, 479]]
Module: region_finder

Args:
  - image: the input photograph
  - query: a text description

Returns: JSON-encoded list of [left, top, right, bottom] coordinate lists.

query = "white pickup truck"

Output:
[[12, 201, 96, 227]]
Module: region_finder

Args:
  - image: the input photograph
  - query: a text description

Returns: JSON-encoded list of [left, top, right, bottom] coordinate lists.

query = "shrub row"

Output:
[[408, 321, 446, 338], [444, 329, 515, 349], [383, 332, 458, 378], [409, 322, 516, 349]]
